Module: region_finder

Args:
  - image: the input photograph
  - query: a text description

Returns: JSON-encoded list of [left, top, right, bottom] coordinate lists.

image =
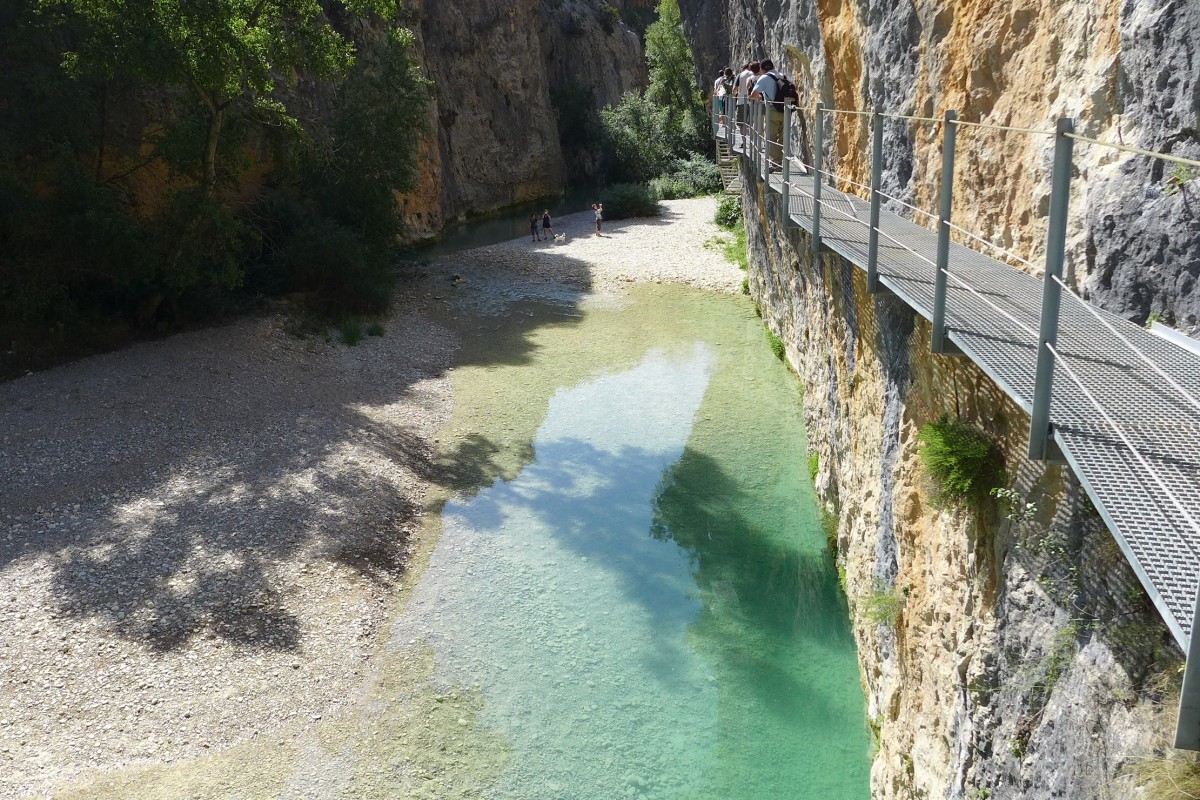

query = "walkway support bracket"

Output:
[[763, 103, 771, 180], [1028, 118, 1073, 464], [812, 103, 824, 264], [867, 107, 884, 294], [1177, 592, 1200, 749], [782, 104, 792, 222], [931, 109, 960, 355]]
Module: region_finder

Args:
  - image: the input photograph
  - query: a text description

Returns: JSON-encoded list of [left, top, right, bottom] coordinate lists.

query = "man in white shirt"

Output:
[[751, 59, 785, 170], [734, 61, 760, 143]]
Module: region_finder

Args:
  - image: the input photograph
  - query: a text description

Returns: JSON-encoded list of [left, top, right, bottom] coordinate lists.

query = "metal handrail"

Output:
[[1065, 133, 1200, 170]]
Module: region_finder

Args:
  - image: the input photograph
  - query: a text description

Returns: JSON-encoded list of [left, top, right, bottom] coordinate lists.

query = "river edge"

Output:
[[3, 197, 742, 797]]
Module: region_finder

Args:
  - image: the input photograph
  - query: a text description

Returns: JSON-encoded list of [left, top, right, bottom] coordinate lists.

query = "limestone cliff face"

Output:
[[682, 1, 1200, 796], [681, 0, 1200, 331], [400, 0, 645, 239], [743, 170, 1175, 800]]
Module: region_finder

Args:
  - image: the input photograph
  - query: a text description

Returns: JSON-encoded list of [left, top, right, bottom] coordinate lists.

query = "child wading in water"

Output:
[[592, 203, 603, 236], [530, 213, 541, 241]]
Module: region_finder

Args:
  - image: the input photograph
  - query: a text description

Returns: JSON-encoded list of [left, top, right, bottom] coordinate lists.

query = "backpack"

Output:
[[769, 73, 799, 111], [721, 76, 736, 97]]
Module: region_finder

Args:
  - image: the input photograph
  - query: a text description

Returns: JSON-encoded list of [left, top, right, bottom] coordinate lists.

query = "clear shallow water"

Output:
[[54, 285, 869, 799], [397, 287, 870, 799]]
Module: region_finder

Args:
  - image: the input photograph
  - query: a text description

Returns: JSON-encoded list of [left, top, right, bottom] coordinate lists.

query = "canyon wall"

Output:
[[680, 1, 1200, 796], [681, 0, 1200, 330], [401, 0, 647, 240], [743, 156, 1178, 800]]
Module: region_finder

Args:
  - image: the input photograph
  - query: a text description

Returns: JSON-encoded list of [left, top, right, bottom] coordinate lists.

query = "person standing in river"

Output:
[[541, 210, 554, 239]]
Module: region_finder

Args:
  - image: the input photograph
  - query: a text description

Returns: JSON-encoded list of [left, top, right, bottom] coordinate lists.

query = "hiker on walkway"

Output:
[[530, 213, 541, 242], [735, 61, 760, 145], [541, 210, 554, 239], [592, 203, 603, 235], [751, 59, 788, 170], [715, 67, 735, 127]]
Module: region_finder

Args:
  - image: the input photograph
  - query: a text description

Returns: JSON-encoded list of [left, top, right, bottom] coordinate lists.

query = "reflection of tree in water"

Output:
[[649, 447, 853, 717]]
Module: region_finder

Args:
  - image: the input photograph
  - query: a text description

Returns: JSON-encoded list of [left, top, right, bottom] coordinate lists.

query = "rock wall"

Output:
[[401, 0, 646, 240], [742, 166, 1179, 799], [680, 0, 1200, 331]]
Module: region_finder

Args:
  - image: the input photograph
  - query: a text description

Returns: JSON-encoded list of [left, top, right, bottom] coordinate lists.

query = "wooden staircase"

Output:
[[716, 141, 741, 195]]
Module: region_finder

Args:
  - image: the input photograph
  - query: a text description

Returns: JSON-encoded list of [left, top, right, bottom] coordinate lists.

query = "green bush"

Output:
[[766, 329, 786, 361], [807, 452, 820, 482], [715, 195, 742, 229], [650, 155, 722, 199], [338, 316, 364, 345], [740, 277, 750, 295], [600, 183, 662, 220], [862, 580, 904, 627], [917, 414, 1004, 509]]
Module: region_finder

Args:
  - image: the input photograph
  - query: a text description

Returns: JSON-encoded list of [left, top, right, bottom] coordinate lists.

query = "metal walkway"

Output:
[[714, 111, 1200, 748]]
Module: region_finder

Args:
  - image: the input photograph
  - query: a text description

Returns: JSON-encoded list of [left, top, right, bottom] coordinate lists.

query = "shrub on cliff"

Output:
[[917, 415, 1004, 509], [599, 183, 661, 219]]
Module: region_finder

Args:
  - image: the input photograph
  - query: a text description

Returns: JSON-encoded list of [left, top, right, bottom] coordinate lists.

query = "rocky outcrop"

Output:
[[682, 1, 1200, 795], [680, 0, 1200, 331], [400, 0, 645, 239], [743, 170, 1176, 800]]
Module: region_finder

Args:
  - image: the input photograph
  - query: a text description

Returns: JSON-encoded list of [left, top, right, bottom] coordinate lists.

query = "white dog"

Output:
[[553, 233, 567, 244]]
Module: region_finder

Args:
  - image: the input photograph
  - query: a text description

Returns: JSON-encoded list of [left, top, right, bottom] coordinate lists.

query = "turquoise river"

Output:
[[57, 283, 871, 799]]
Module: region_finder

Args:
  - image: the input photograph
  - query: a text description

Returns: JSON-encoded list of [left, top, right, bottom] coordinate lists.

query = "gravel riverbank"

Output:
[[0, 196, 739, 796]]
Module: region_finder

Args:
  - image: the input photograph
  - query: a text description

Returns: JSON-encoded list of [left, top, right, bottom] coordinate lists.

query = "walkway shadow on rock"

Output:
[[2, 250, 598, 653]]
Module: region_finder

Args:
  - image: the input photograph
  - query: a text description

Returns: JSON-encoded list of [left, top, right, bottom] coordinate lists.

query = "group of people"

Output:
[[712, 58, 795, 167], [529, 203, 604, 243]]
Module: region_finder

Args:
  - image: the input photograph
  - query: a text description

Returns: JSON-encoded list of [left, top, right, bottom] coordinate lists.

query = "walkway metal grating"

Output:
[[720, 123, 1200, 650]]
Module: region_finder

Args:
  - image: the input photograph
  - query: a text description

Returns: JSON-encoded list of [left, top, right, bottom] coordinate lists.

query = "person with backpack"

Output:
[[751, 59, 798, 171]]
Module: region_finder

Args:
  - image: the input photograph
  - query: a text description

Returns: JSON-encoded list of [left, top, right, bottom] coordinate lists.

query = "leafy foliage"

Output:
[[594, 0, 708, 186], [917, 415, 1004, 509], [766, 329, 785, 361], [599, 182, 661, 220], [650, 154, 722, 199], [643, 0, 706, 155], [1, 0, 430, 375], [715, 195, 742, 229], [862, 580, 904, 628]]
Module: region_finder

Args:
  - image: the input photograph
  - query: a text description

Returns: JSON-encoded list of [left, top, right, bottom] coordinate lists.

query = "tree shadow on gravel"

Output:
[[0, 250, 597, 653]]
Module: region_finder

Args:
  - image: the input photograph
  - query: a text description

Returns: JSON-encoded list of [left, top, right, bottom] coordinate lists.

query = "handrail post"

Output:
[[931, 109, 958, 354], [812, 103, 824, 263], [1028, 118, 1075, 461], [782, 104, 792, 219], [867, 106, 884, 294], [762, 102, 771, 180]]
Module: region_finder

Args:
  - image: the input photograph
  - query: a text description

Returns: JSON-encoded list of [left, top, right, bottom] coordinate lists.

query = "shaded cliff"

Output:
[[680, 0, 1200, 332], [401, 0, 646, 240]]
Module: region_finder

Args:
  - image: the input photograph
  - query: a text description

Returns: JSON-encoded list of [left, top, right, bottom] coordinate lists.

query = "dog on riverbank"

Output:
[[554, 233, 567, 244]]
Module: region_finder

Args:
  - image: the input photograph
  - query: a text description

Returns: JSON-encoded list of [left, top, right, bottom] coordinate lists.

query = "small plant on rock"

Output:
[[917, 414, 1004, 510], [991, 487, 1038, 523], [862, 579, 905, 628], [766, 329, 786, 361]]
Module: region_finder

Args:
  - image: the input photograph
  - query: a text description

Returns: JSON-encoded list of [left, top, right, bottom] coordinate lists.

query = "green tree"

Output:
[[643, 0, 706, 154], [45, 0, 399, 196]]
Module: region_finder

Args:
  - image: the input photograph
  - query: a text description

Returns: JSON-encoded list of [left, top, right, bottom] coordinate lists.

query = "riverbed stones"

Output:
[[0, 197, 736, 797]]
